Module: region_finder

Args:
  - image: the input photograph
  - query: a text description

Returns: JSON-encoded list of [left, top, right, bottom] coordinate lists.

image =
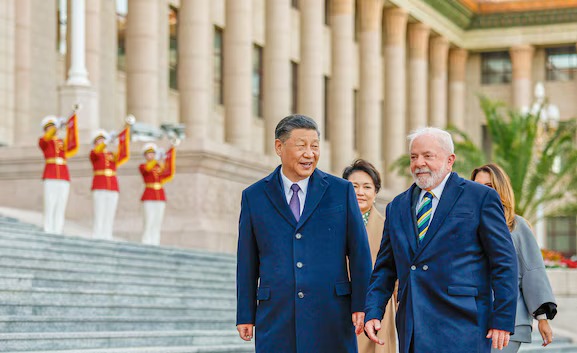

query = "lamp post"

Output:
[[531, 82, 560, 249]]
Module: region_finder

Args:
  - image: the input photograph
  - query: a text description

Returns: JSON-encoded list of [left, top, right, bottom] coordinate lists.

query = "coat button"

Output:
[[295, 233, 302, 239], [423, 265, 429, 271], [296, 262, 303, 268], [298, 291, 304, 299], [410, 265, 416, 271]]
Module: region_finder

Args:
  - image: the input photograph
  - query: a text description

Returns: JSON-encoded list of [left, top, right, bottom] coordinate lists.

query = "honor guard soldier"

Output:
[[38, 116, 70, 234], [139, 142, 176, 245], [90, 126, 130, 240]]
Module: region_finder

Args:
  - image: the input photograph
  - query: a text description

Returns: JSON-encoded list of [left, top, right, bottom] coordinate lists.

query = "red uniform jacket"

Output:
[[39, 137, 70, 181], [139, 162, 171, 201], [90, 150, 119, 191]]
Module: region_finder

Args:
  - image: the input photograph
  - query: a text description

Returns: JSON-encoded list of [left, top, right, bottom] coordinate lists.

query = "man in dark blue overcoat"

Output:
[[236, 115, 372, 353], [364, 127, 518, 353]]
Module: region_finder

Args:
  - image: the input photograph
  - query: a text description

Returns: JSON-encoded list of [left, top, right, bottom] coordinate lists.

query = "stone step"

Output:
[[0, 219, 40, 230], [0, 303, 234, 317], [0, 257, 235, 284], [0, 330, 241, 352], [0, 245, 236, 276], [0, 316, 236, 333], [0, 287, 236, 309], [0, 272, 235, 294], [0, 228, 236, 264], [1, 345, 255, 353], [519, 343, 577, 353], [0, 238, 237, 271]]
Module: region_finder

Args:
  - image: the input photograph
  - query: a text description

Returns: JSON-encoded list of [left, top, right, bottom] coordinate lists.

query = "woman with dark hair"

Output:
[[471, 163, 557, 353], [343, 159, 397, 353]]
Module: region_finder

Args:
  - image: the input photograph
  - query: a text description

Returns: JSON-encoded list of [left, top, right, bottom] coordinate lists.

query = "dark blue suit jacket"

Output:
[[365, 172, 518, 353], [237, 166, 372, 353]]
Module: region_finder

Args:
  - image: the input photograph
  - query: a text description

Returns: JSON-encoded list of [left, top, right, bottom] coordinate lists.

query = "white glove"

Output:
[[57, 117, 67, 129], [156, 148, 166, 161]]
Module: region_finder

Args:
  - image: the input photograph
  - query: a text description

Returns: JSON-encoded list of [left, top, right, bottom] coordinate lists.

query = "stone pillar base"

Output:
[[59, 84, 99, 143]]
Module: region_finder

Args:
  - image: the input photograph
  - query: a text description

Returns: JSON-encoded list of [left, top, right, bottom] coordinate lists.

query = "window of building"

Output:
[[169, 6, 178, 90], [324, 75, 330, 140], [354, 0, 360, 42], [214, 27, 224, 106], [292, 0, 299, 9], [546, 46, 577, 82], [325, 0, 331, 26], [547, 216, 577, 257], [481, 51, 512, 85], [57, 0, 67, 55], [291, 61, 299, 114], [116, 0, 128, 71], [253, 45, 264, 118]]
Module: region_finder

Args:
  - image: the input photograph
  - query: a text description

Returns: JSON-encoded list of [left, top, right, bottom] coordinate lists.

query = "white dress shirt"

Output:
[[416, 172, 451, 223], [280, 169, 309, 216]]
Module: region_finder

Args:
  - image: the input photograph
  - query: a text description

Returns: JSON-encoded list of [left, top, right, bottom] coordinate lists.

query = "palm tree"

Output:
[[392, 96, 577, 224]]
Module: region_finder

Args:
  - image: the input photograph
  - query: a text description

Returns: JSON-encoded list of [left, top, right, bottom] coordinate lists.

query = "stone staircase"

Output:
[[0, 215, 254, 353]]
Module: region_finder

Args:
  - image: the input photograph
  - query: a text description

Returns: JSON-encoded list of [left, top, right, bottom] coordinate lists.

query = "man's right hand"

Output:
[[364, 319, 384, 345], [237, 324, 254, 341]]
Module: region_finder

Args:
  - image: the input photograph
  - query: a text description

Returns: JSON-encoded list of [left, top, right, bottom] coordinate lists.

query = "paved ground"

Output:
[[549, 295, 577, 342]]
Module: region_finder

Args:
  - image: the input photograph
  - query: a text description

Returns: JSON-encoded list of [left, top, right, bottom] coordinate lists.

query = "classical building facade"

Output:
[[1, 0, 576, 255]]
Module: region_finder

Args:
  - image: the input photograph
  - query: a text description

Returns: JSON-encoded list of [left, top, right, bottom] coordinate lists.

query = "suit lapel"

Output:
[[412, 172, 464, 262], [263, 166, 297, 227], [296, 169, 328, 229], [400, 185, 419, 255]]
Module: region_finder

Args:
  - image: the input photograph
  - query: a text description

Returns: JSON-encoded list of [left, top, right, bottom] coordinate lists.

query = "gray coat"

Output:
[[510, 215, 556, 343]]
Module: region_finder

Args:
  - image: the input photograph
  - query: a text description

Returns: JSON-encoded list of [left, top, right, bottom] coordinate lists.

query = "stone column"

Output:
[[15, 0, 31, 145], [15, 0, 58, 145], [429, 36, 449, 128], [224, 0, 252, 149], [448, 48, 468, 131], [98, 0, 117, 130], [329, 0, 355, 173], [358, 0, 383, 167], [179, 0, 212, 139], [0, 0, 15, 145], [60, 0, 98, 142], [126, 0, 160, 125], [67, 0, 90, 86], [264, 0, 291, 154], [158, 0, 169, 124], [382, 7, 408, 190], [510, 44, 534, 111], [407, 23, 429, 132], [298, 0, 324, 137], [85, 0, 100, 87]]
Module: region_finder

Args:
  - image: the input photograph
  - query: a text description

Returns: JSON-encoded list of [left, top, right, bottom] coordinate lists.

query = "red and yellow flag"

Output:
[[162, 147, 176, 184], [64, 113, 79, 158], [116, 126, 131, 167]]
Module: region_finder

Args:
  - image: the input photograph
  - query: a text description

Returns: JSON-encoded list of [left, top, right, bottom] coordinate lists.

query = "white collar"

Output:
[[280, 169, 310, 196]]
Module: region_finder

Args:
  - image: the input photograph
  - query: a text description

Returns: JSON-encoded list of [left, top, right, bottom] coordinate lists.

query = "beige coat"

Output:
[[358, 206, 398, 353]]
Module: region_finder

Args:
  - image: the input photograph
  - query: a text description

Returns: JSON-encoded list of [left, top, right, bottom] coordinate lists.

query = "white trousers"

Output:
[[142, 201, 166, 245], [43, 179, 70, 234], [92, 190, 119, 240]]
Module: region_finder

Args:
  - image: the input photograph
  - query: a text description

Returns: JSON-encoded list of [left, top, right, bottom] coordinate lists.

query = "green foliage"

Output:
[[391, 96, 577, 224]]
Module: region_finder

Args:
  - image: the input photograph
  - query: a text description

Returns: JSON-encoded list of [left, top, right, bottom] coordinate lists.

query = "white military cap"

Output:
[[92, 129, 110, 143], [41, 115, 58, 130], [142, 143, 158, 154]]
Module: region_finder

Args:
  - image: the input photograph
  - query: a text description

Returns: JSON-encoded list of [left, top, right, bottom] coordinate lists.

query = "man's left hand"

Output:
[[352, 312, 365, 335], [486, 329, 511, 350]]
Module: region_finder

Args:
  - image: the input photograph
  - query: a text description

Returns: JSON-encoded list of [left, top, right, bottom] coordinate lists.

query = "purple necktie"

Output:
[[289, 183, 301, 222]]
